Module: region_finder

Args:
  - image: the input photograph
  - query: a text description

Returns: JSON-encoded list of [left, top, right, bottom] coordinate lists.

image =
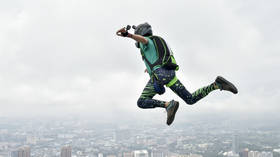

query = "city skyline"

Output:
[[0, 117, 279, 157]]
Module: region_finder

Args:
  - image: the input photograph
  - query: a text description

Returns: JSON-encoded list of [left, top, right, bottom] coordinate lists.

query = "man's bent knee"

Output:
[[137, 98, 146, 109]]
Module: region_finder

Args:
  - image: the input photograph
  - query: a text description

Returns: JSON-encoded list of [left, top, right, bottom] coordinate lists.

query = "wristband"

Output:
[[121, 31, 129, 37]]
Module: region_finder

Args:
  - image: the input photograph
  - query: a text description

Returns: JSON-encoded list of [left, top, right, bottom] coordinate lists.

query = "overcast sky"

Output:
[[0, 0, 279, 124]]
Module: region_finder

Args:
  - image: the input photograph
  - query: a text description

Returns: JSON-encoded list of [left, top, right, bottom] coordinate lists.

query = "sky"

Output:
[[0, 0, 279, 124]]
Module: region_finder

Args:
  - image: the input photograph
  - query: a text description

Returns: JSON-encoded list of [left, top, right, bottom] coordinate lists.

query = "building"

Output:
[[178, 154, 203, 157], [26, 136, 37, 145], [151, 151, 163, 157], [248, 151, 273, 157], [261, 151, 273, 157], [98, 153, 104, 157], [61, 146, 72, 157], [11, 146, 30, 157], [134, 150, 148, 157], [239, 149, 249, 157], [191, 154, 203, 157], [248, 151, 257, 157], [123, 152, 133, 157], [227, 151, 240, 157], [232, 134, 239, 154]]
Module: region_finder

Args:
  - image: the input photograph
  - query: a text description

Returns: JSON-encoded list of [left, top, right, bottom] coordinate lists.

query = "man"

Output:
[[116, 22, 238, 126]]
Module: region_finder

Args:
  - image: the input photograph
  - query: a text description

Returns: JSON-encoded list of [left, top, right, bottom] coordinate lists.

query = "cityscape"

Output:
[[0, 116, 279, 157]]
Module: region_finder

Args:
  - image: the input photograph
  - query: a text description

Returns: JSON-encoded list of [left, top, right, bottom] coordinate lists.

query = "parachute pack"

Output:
[[140, 36, 179, 72]]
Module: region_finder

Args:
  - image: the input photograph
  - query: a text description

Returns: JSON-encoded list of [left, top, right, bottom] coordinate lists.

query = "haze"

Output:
[[0, 0, 279, 124]]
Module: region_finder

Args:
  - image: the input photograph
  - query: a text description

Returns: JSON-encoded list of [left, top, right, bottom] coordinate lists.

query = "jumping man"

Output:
[[116, 22, 238, 126]]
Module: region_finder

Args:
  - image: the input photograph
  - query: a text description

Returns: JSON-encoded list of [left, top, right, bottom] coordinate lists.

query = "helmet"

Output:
[[134, 22, 153, 36]]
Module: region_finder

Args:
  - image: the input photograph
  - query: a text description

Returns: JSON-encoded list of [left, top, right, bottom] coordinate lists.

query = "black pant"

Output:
[[137, 68, 217, 108]]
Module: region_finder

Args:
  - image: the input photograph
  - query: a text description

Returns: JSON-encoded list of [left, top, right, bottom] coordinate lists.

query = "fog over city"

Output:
[[0, 0, 279, 124]]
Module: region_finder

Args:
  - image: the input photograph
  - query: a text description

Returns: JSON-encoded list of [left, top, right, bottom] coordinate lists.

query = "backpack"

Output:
[[140, 36, 179, 72]]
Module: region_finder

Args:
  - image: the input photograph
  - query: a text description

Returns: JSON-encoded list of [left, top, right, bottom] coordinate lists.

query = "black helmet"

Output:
[[134, 22, 153, 36]]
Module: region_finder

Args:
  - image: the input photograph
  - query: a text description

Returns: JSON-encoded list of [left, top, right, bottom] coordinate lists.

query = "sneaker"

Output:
[[215, 76, 238, 94], [166, 100, 179, 125]]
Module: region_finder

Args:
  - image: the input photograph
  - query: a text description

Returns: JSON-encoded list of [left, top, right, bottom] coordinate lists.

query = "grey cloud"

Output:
[[0, 0, 279, 123]]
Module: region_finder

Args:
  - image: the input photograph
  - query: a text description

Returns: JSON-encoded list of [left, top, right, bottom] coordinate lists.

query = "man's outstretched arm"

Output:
[[116, 27, 148, 44]]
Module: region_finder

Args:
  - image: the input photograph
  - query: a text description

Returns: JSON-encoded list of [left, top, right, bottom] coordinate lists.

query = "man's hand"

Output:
[[116, 26, 147, 44], [116, 27, 129, 37]]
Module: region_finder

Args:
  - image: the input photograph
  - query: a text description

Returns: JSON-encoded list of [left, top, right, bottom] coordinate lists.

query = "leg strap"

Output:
[[166, 76, 178, 87]]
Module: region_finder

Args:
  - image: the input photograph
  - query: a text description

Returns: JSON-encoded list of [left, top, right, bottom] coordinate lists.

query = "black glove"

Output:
[[121, 31, 129, 37]]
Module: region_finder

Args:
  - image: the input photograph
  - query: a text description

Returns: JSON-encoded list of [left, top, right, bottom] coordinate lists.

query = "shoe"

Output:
[[166, 100, 179, 125], [215, 76, 238, 94]]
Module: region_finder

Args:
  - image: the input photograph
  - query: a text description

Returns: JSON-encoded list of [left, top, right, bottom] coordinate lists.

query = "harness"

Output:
[[140, 36, 179, 72], [140, 36, 179, 92]]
